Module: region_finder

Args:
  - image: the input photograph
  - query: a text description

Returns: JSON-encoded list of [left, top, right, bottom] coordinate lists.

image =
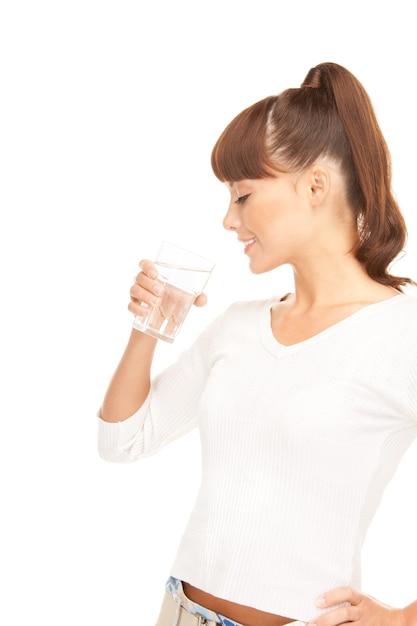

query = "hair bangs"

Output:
[[211, 96, 277, 182]]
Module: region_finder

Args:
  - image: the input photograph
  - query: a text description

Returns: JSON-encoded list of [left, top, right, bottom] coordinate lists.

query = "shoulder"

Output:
[[220, 295, 283, 321], [389, 293, 417, 324], [378, 294, 417, 359]]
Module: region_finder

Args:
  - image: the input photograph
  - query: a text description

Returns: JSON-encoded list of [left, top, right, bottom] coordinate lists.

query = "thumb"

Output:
[[193, 293, 208, 307]]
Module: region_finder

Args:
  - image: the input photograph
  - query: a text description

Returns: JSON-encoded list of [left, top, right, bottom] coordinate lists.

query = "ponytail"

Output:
[[301, 63, 413, 289]]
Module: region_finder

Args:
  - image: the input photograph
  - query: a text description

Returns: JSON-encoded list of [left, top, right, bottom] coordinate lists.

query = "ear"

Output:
[[307, 165, 330, 206]]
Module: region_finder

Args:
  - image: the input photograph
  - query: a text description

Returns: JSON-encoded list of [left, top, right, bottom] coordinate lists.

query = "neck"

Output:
[[289, 254, 396, 310]]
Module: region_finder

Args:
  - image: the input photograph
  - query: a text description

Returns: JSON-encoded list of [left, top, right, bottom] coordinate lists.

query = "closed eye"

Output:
[[235, 194, 250, 205]]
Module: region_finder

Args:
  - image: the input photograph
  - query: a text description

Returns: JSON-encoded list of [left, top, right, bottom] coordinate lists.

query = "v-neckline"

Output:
[[259, 293, 406, 357]]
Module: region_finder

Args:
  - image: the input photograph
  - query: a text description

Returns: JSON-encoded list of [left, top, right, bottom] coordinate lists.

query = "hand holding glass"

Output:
[[132, 242, 215, 343]]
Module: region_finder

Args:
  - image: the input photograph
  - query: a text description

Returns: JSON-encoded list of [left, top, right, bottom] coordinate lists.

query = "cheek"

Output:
[[250, 205, 278, 230]]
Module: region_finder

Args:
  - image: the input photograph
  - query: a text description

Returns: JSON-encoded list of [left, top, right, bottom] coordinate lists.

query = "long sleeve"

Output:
[[97, 311, 223, 462]]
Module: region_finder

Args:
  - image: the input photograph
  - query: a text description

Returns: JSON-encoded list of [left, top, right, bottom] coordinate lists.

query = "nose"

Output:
[[223, 201, 241, 232]]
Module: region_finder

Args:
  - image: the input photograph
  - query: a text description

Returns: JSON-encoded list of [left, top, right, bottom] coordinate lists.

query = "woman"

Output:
[[98, 62, 417, 626]]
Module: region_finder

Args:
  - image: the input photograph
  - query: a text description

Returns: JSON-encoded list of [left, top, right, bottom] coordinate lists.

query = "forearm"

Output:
[[99, 328, 158, 422]]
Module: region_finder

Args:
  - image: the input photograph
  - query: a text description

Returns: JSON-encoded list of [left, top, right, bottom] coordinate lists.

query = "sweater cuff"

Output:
[[97, 396, 151, 462]]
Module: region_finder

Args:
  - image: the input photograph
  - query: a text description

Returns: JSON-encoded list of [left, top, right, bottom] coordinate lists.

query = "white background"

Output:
[[1, 1, 416, 624]]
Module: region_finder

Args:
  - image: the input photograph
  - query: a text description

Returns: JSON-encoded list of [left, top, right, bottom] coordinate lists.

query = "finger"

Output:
[[129, 275, 164, 317], [133, 271, 163, 296], [128, 299, 154, 317], [193, 292, 208, 307], [138, 259, 158, 279], [316, 587, 362, 610], [309, 604, 360, 626], [129, 281, 162, 310], [131, 260, 164, 307]]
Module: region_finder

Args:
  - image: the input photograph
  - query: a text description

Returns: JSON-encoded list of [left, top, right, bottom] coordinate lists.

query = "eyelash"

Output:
[[235, 194, 250, 205]]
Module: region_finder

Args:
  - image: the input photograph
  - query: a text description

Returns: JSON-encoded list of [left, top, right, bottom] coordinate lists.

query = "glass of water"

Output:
[[132, 241, 215, 343]]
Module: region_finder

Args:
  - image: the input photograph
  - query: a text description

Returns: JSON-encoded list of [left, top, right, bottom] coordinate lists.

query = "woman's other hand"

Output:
[[308, 587, 410, 626]]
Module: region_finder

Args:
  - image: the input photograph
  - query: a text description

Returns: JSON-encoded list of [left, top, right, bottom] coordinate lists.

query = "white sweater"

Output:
[[98, 294, 417, 621]]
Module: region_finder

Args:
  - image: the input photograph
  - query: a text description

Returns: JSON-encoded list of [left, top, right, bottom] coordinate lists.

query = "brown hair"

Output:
[[211, 62, 414, 290]]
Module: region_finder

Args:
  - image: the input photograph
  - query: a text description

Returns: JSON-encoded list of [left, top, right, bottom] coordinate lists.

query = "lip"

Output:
[[238, 237, 257, 254]]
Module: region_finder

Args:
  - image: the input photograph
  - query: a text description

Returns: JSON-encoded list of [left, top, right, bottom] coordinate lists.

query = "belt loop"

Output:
[[197, 617, 218, 626], [198, 618, 219, 626]]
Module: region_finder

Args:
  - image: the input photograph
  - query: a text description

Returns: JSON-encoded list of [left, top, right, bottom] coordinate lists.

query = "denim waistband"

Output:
[[165, 577, 307, 626], [166, 577, 245, 626]]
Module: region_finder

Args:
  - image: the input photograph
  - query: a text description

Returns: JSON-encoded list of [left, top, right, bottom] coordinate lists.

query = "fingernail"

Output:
[[153, 284, 163, 296], [148, 269, 157, 279], [150, 296, 160, 305], [316, 596, 326, 607]]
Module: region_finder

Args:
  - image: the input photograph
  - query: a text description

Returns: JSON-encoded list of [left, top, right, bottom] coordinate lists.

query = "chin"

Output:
[[248, 262, 270, 275], [249, 258, 284, 275]]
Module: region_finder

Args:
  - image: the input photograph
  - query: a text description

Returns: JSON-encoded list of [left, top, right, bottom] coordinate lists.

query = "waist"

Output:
[[167, 578, 305, 626]]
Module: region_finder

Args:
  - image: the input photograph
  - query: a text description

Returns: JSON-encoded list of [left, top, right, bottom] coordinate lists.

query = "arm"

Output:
[[99, 259, 208, 423], [99, 328, 157, 423], [98, 313, 218, 462], [97, 260, 218, 462], [99, 259, 160, 423]]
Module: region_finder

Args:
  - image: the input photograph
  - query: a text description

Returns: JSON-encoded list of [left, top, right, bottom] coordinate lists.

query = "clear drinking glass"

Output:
[[132, 241, 215, 343]]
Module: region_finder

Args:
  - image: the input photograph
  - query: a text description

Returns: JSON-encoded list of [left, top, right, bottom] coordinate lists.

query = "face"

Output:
[[223, 173, 316, 274]]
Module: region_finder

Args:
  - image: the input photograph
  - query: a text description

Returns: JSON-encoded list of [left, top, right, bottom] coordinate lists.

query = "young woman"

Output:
[[98, 62, 417, 626]]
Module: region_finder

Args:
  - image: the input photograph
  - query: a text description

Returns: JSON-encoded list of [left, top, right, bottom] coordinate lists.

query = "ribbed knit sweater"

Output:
[[98, 294, 417, 621]]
